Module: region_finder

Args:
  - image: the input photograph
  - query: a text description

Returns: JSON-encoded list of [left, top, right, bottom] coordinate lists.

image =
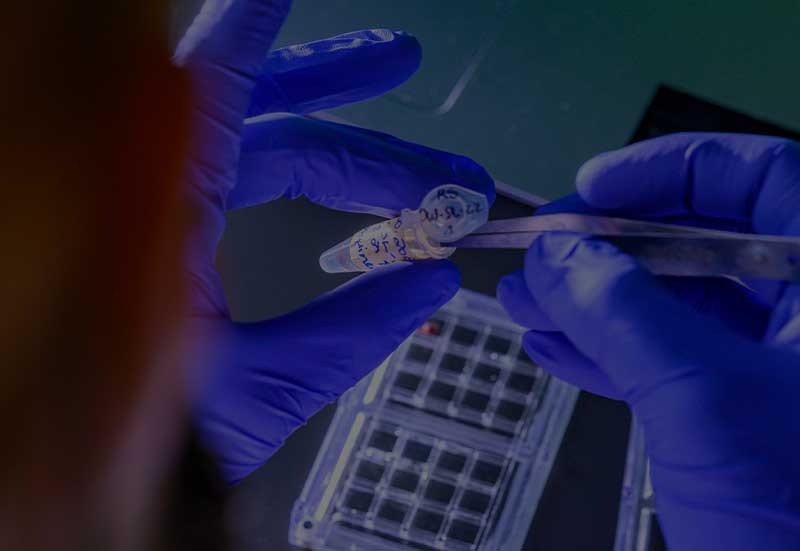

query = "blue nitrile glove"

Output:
[[497, 133, 800, 550], [174, 1, 494, 485]]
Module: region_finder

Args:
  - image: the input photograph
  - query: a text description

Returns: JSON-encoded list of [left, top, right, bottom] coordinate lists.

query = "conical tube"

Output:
[[319, 184, 488, 274]]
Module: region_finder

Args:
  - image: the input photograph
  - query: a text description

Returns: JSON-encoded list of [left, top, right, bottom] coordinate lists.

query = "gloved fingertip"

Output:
[[524, 232, 635, 292], [450, 155, 496, 206], [575, 152, 610, 188], [522, 330, 621, 399], [365, 260, 460, 316], [391, 29, 423, 71], [520, 331, 573, 381], [497, 270, 558, 331], [521, 330, 560, 365], [526, 232, 605, 272], [496, 271, 523, 302], [575, 150, 628, 209], [496, 271, 525, 316], [419, 259, 461, 303], [521, 231, 647, 365], [527, 231, 585, 264]]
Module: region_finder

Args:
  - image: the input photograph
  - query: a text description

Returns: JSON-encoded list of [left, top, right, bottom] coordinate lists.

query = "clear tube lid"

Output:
[[418, 184, 489, 243]]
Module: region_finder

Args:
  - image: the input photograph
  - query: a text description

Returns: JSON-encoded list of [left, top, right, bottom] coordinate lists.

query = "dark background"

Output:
[[173, 0, 800, 200], [168, 2, 800, 549]]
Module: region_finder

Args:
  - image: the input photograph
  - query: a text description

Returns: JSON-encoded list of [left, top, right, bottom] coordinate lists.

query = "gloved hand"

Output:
[[497, 133, 800, 550], [175, 1, 495, 485]]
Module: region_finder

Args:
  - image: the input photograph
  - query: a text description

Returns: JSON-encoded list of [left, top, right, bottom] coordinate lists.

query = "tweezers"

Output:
[[451, 214, 800, 281]]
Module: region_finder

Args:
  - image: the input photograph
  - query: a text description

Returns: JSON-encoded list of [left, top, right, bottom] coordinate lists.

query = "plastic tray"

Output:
[[614, 419, 665, 551], [290, 288, 578, 550]]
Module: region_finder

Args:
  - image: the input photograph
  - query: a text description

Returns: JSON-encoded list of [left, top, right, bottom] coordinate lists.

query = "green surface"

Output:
[[272, 1, 800, 199]]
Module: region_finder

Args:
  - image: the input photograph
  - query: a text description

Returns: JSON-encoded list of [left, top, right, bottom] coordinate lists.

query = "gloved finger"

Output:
[[241, 260, 460, 391], [496, 270, 557, 331], [175, 0, 291, 200], [764, 283, 800, 345], [174, 0, 290, 75], [198, 260, 460, 483], [536, 191, 786, 305], [522, 231, 744, 396], [499, 265, 769, 339], [534, 192, 597, 216], [661, 276, 771, 340], [576, 133, 800, 236], [248, 29, 421, 117], [228, 113, 495, 216], [522, 331, 621, 399]]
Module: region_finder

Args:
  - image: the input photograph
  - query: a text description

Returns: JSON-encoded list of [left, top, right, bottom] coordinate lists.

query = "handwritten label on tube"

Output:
[[349, 218, 417, 270]]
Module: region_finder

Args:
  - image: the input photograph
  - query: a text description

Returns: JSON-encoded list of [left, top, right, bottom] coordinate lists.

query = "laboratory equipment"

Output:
[[321, 190, 800, 281], [614, 420, 665, 551], [454, 214, 800, 281], [290, 289, 578, 551], [319, 184, 488, 273]]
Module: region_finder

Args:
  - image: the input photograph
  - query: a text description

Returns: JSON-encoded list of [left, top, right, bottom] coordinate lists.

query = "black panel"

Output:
[[631, 86, 800, 143]]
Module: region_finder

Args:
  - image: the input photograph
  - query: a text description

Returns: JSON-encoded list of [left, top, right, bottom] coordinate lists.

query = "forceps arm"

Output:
[[450, 215, 800, 281]]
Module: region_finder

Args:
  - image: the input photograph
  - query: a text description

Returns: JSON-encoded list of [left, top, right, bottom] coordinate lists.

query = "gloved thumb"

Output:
[[521, 232, 743, 399], [195, 260, 460, 484]]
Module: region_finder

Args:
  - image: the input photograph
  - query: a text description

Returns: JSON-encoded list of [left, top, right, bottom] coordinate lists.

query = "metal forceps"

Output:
[[451, 214, 800, 282]]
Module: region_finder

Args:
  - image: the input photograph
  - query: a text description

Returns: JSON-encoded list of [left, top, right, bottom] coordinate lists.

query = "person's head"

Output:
[[1, 4, 192, 550]]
